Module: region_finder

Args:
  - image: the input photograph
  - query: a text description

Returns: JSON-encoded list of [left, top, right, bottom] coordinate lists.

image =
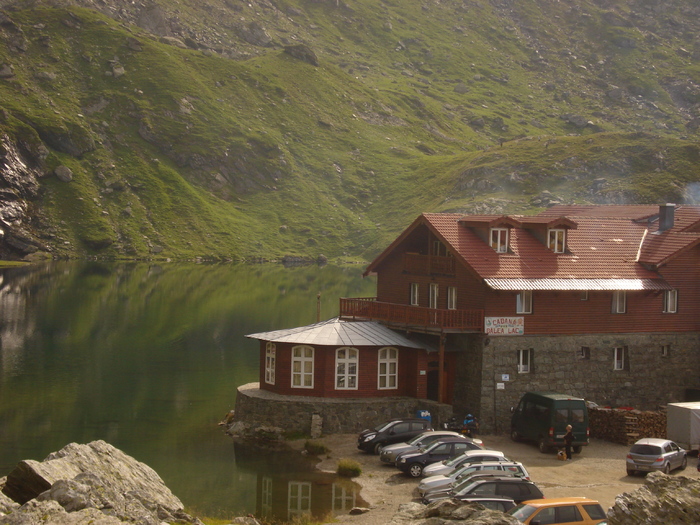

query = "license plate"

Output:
[[637, 465, 651, 471]]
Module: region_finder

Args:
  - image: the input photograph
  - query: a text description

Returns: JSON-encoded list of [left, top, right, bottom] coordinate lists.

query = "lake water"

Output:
[[0, 261, 375, 521]]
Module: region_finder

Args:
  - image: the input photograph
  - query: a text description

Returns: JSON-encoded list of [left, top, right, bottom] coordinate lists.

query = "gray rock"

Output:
[[284, 44, 319, 66], [239, 22, 272, 47], [159, 36, 187, 49], [0, 64, 14, 78], [454, 83, 470, 94], [0, 498, 123, 524], [1, 441, 200, 524], [54, 166, 73, 182]]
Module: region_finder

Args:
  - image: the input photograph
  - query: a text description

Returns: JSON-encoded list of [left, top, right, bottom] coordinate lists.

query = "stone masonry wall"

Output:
[[456, 332, 700, 434], [233, 382, 453, 436]]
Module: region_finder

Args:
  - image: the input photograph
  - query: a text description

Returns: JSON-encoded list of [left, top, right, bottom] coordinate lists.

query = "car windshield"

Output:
[[630, 444, 662, 455], [507, 503, 538, 520], [375, 421, 394, 432], [407, 434, 427, 446], [452, 476, 479, 493]]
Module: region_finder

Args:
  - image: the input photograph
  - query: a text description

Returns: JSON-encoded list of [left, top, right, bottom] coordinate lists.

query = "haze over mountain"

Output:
[[1, 0, 699, 260]]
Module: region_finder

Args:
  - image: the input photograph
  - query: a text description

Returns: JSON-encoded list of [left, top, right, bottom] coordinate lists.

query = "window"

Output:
[[287, 481, 311, 518], [548, 228, 566, 253], [612, 291, 626, 313], [447, 286, 457, 310], [429, 283, 439, 309], [378, 347, 398, 389], [613, 347, 628, 371], [663, 289, 678, 313], [291, 345, 314, 388], [577, 346, 590, 360], [410, 283, 419, 306], [265, 342, 276, 385], [261, 477, 273, 518], [661, 344, 671, 358], [490, 227, 509, 253], [335, 347, 358, 390], [516, 290, 532, 314], [581, 290, 589, 301], [433, 240, 449, 256], [517, 348, 532, 373]]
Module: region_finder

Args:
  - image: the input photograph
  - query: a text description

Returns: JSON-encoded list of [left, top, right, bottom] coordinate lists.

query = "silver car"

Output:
[[626, 438, 687, 476], [418, 461, 529, 498], [379, 430, 481, 464], [421, 449, 507, 477]]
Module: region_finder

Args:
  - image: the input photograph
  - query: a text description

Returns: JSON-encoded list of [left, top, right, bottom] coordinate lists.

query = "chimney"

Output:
[[658, 203, 675, 232]]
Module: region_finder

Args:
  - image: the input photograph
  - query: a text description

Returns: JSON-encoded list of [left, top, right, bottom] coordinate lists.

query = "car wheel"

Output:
[[408, 463, 424, 478], [626, 468, 636, 476], [510, 429, 521, 442], [663, 463, 671, 475], [538, 438, 549, 454], [573, 445, 582, 454], [681, 456, 687, 470], [373, 442, 383, 455]]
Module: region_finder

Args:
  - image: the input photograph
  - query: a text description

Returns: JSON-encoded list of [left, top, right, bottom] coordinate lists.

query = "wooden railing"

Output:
[[339, 297, 484, 332], [403, 254, 455, 275]]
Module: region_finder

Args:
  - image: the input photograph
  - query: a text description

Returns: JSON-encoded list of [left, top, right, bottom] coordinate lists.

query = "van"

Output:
[[510, 392, 589, 454]]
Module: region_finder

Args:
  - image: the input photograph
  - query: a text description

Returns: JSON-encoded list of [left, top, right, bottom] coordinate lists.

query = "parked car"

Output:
[[396, 437, 483, 477], [357, 418, 432, 454], [422, 475, 544, 504], [511, 391, 589, 454], [507, 497, 606, 524], [449, 495, 517, 513], [626, 437, 687, 476], [419, 461, 530, 498], [422, 449, 508, 477], [379, 430, 482, 464]]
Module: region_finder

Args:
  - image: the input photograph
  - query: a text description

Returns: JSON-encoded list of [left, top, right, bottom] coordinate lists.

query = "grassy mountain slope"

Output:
[[0, 0, 699, 261]]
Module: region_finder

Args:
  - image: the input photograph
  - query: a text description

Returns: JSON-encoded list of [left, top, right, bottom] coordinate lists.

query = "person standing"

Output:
[[564, 424, 574, 461]]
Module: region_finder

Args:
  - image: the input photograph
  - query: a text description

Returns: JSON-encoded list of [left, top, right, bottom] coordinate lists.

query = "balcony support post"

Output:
[[438, 333, 445, 404]]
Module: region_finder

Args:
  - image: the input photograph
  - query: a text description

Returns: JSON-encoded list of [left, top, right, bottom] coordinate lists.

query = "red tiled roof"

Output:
[[638, 231, 700, 267]]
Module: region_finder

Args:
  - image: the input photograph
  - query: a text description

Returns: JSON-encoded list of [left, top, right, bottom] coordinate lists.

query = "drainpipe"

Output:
[[438, 333, 445, 403]]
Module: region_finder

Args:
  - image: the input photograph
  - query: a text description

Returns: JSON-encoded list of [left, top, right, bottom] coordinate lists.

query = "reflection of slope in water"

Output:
[[234, 441, 367, 523], [0, 271, 35, 379]]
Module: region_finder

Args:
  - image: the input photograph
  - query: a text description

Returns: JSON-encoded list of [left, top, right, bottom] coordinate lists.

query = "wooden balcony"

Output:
[[403, 253, 455, 276], [339, 297, 484, 333]]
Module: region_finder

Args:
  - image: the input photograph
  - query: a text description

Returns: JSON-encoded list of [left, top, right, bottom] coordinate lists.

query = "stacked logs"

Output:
[[589, 407, 666, 445]]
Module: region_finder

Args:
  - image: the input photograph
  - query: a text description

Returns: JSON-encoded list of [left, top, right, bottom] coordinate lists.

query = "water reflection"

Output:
[[0, 261, 374, 520]]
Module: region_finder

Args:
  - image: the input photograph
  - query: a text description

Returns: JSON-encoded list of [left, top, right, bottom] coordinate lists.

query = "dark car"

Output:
[[396, 437, 483, 477], [440, 495, 516, 513], [357, 418, 432, 454], [423, 475, 544, 504]]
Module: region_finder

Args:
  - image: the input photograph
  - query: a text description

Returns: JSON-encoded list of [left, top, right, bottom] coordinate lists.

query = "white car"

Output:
[[379, 430, 480, 464], [418, 461, 529, 498], [421, 449, 507, 477]]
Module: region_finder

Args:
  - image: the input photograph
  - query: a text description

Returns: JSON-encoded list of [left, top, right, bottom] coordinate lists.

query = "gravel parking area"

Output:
[[310, 433, 700, 525]]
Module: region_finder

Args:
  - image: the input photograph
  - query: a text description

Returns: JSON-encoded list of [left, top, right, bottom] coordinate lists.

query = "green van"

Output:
[[510, 392, 590, 454]]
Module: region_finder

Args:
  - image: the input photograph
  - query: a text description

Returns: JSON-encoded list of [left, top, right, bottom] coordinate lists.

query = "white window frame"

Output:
[[265, 342, 276, 385], [517, 348, 532, 374], [490, 227, 509, 253], [613, 347, 625, 371], [378, 347, 398, 390], [547, 228, 566, 253], [516, 290, 532, 314], [335, 347, 358, 390], [447, 286, 457, 310], [287, 481, 311, 518], [429, 283, 439, 309], [410, 283, 419, 306], [663, 289, 678, 313], [612, 291, 626, 313], [291, 345, 314, 389]]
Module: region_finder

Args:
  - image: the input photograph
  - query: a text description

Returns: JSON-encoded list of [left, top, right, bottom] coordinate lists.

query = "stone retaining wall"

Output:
[[232, 382, 452, 436]]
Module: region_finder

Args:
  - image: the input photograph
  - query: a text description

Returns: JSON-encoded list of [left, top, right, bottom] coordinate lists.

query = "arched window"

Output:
[[265, 342, 276, 385], [291, 345, 314, 388], [335, 347, 358, 390], [378, 347, 398, 389]]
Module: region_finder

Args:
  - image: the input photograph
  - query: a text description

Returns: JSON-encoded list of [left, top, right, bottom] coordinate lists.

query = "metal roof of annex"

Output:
[[484, 278, 673, 291]]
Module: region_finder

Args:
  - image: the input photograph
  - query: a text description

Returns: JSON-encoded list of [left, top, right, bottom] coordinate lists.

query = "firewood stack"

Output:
[[589, 407, 667, 445]]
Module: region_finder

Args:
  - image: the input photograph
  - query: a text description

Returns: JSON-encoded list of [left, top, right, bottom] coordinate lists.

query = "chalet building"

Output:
[[338, 204, 700, 432]]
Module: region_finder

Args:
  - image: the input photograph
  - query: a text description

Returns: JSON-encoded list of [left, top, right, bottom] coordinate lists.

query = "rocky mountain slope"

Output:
[[1, 0, 699, 260]]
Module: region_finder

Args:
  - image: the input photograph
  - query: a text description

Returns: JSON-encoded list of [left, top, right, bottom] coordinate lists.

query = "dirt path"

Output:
[[306, 433, 700, 524]]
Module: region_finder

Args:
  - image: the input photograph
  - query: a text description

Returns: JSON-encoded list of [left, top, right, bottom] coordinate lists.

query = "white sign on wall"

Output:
[[485, 317, 524, 336]]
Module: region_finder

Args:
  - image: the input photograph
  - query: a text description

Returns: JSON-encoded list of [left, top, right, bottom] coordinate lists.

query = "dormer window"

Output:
[[490, 228, 509, 253], [548, 229, 566, 253]]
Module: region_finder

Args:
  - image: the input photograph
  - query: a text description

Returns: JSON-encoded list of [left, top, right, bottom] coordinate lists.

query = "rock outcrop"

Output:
[[388, 500, 520, 524], [0, 440, 202, 525]]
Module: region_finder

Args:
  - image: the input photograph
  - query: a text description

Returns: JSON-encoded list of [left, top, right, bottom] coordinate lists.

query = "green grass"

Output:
[[1, 1, 699, 260]]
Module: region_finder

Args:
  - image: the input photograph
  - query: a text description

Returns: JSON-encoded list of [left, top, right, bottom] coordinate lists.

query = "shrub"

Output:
[[337, 458, 362, 478], [304, 440, 329, 456]]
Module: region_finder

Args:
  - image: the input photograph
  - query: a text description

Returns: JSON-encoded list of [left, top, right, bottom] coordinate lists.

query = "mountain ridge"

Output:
[[0, 0, 699, 260]]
